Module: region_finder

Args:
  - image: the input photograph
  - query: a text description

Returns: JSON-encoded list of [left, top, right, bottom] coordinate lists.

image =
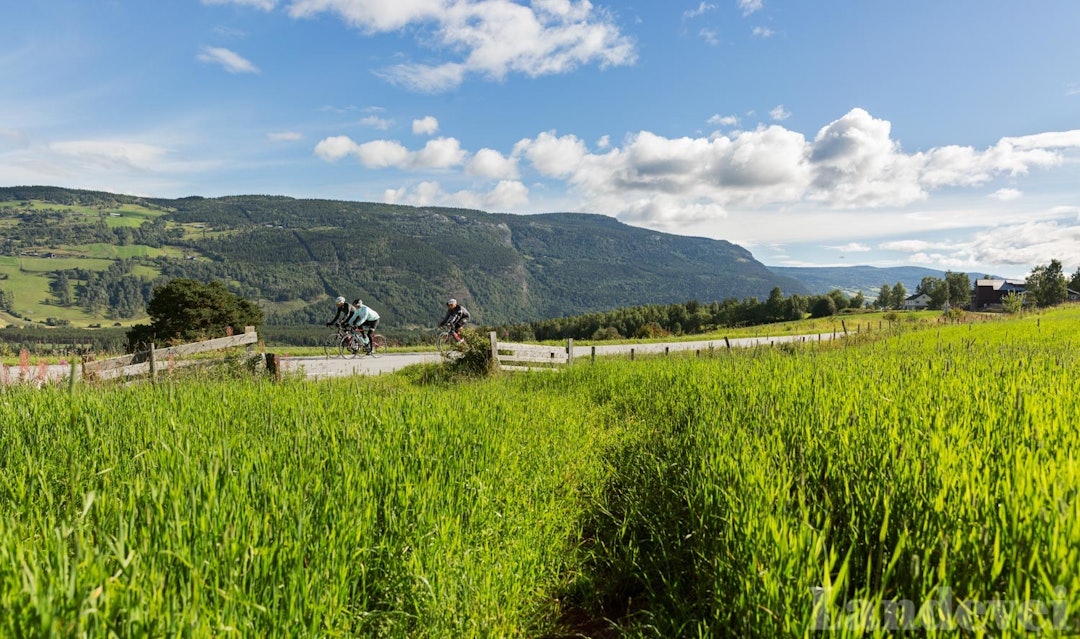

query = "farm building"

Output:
[[973, 279, 1026, 309], [902, 292, 931, 310]]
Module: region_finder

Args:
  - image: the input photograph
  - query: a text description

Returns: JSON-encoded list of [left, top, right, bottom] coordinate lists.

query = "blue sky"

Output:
[[3, 0, 1079, 279]]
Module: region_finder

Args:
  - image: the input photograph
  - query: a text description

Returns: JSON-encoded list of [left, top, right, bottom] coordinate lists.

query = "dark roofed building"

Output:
[[973, 278, 1026, 309]]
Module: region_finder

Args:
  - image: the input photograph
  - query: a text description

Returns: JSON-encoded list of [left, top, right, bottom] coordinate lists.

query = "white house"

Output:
[[902, 292, 931, 310]]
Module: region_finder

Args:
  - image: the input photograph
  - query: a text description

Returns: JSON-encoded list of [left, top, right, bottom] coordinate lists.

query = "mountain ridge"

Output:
[[0, 185, 805, 327]]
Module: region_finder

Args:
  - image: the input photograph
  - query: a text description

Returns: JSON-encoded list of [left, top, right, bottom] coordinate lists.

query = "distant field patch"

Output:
[[61, 243, 169, 259], [15, 256, 114, 272], [0, 200, 164, 228]]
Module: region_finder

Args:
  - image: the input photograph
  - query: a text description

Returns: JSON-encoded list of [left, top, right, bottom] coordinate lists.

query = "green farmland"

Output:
[[3, 308, 1080, 636]]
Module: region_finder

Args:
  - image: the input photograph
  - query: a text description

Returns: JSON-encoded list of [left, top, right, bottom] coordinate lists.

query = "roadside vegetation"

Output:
[[3, 306, 1079, 636]]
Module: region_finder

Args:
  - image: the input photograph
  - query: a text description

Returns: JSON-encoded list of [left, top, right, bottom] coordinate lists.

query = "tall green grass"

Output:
[[3, 308, 1079, 637], [555, 308, 1080, 636], [0, 375, 611, 637]]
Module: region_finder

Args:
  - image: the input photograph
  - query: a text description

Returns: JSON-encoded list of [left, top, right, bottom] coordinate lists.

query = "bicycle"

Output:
[[436, 324, 468, 360], [324, 323, 387, 358]]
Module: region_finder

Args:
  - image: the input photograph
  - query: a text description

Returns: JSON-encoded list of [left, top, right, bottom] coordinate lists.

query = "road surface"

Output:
[[15, 332, 842, 384]]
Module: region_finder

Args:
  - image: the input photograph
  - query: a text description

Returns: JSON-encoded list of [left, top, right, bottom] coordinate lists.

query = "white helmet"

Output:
[[447, 298, 457, 306], [335, 296, 346, 305]]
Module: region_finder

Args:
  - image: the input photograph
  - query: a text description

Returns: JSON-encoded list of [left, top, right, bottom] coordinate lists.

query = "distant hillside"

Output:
[[0, 186, 805, 328], [768, 265, 992, 298]]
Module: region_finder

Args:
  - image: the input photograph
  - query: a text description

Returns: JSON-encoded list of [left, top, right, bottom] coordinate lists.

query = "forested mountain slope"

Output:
[[0, 186, 805, 327]]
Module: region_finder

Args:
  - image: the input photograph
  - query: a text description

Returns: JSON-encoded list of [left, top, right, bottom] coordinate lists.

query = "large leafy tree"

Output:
[[127, 278, 263, 349], [1026, 259, 1068, 308], [944, 271, 972, 309]]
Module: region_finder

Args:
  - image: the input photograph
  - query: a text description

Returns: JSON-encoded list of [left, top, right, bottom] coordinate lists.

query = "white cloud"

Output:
[[684, 2, 717, 19], [990, 188, 1022, 201], [356, 139, 412, 168], [360, 115, 394, 130], [826, 242, 871, 253], [514, 130, 588, 178], [286, 0, 636, 92], [738, 0, 764, 16], [769, 104, 790, 121], [752, 26, 774, 38], [412, 137, 467, 168], [413, 116, 439, 136], [384, 179, 528, 210], [505, 108, 1080, 230], [196, 46, 260, 74], [466, 148, 518, 179], [50, 140, 171, 171], [596, 135, 610, 149], [267, 131, 303, 142], [699, 29, 720, 46], [313, 135, 466, 169], [313, 135, 359, 162], [707, 114, 739, 127]]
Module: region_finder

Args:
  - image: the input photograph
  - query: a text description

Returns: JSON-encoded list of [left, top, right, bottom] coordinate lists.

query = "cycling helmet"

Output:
[[335, 296, 346, 305], [447, 298, 457, 306]]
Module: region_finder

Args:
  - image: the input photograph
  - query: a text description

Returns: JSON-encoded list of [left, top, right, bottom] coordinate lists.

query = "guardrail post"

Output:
[[591, 346, 596, 362]]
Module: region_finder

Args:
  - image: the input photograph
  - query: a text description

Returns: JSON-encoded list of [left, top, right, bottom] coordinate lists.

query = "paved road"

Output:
[[281, 352, 441, 379], [17, 332, 841, 384]]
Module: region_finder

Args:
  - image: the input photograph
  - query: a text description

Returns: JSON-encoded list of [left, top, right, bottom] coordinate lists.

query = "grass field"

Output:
[[2, 307, 1079, 636]]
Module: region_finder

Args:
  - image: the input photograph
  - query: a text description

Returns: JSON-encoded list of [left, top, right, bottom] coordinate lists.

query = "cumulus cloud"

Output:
[[385, 179, 529, 210], [311, 107, 1080, 269], [313, 135, 466, 169], [196, 46, 260, 73], [413, 116, 439, 136], [283, 0, 636, 92], [990, 188, 1022, 201], [752, 26, 774, 38], [466, 148, 518, 178], [503, 108, 1080, 230]]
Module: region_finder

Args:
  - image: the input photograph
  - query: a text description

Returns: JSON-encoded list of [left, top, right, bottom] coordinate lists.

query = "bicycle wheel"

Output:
[[369, 334, 386, 357], [436, 331, 452, 356], [324, 332, 345, 359], [437, 331, 465, 360]]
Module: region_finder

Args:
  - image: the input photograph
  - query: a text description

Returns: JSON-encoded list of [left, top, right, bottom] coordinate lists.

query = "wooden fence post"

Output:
[[489, 331, 499, 369], [591, 346, 596, 362], [724, 336, 731, 349], [149, 343, 157, 383], [265, 353, 281, 383], [566, 338, 574, 365]]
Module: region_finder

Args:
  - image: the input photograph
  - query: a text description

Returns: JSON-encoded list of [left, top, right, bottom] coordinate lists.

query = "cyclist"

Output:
[[326, 296, 366, 352], [351, 298, 381, 353], [438, 298, 470, 343]]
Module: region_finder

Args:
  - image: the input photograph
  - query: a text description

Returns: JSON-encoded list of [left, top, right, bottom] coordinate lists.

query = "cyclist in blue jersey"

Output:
[[351, 298, 381, 352]]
